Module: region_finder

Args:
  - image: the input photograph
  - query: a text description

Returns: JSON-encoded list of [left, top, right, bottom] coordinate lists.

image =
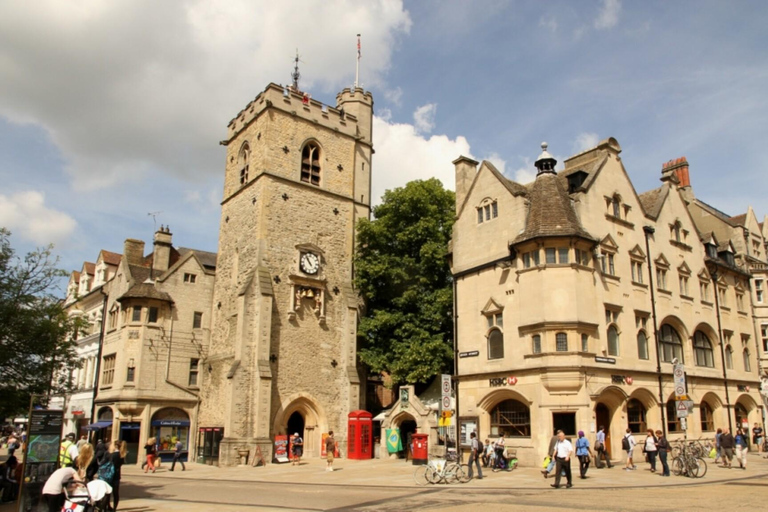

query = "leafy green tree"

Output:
[[0, 228, 82, 419], [355, 178, 455, 385]]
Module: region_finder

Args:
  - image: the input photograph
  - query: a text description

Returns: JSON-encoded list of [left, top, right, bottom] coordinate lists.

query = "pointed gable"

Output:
[[481, 297, 504, 315], [628, 244, 646, 260], [456, 160, 527, 219], [638, 185, 670, 219], [600, 234, 619, 251]]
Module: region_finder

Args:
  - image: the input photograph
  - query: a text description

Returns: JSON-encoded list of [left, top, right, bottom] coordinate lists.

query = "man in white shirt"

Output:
[[550, 430, 573, 488]]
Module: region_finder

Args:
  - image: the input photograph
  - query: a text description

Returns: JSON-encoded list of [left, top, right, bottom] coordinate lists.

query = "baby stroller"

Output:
[[62, 478, 112, 511]]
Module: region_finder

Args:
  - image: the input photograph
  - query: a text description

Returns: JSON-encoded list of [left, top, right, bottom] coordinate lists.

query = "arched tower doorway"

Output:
[[287, 411, 305, 440]]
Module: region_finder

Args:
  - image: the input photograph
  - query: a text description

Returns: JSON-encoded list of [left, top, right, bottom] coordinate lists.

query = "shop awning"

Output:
[[84, 421, 113, 430]]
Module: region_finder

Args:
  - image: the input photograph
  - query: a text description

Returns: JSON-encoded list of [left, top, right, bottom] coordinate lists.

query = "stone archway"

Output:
[[391, 412, 418, 459], [273, 393, 326, 458], [734, 394, 759, 433], [592, 385, 628, 457]]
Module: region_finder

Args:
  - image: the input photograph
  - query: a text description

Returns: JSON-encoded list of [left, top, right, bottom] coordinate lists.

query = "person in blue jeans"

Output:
[[467, 432, 483, 479], [170, 440, 186, 471], [655, 430, 671, 476], [575, 431, 592, 478]]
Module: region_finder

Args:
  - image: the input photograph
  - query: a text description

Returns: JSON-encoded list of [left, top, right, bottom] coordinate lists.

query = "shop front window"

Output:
[[489, 399, 531, 438], [151, 407, 191, 461]]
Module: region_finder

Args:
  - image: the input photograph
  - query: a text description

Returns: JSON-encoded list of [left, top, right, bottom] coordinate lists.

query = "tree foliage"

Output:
[[0, 228, 82, 419], [355, 179, 455, 385]]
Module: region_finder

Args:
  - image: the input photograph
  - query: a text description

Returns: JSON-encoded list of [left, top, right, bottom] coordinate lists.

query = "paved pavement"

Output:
[[2, 452, 766, 511]]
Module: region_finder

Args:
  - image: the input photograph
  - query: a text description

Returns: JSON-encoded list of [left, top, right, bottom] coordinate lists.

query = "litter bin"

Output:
[[412, 433, 429, 465]]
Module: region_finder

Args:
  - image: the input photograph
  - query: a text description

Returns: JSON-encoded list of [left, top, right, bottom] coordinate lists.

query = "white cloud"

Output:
[[0, 191, 76, 245], [383, 86, 404, 106], [573, 132, 600, 152], [594, 0, 621, 30], [412, 103, 437, 134], [371, 115, 471, 203], [484, 153, 507, 174], [511, 157, 537, 185], [0, 0, 412, 189], [184, 190, 201, 203], [539, 16, 558, 33], [376, 107, 393, 122]]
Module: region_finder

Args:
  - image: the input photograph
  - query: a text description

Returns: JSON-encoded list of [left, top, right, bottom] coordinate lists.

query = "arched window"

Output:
[[627, 399, 646, 433], [488, 328, 504, 360], [666, 400, 682, 433], [735, 403, 749, 427], [700, 402, 714, 432], [743, 348, 751, 372], [725, 345, 733, 369], [490, 399, 531, 437], [693, 331, 714, 367], [532, 334, 541, 354], [239, 143, 250, 185], [581, 333, 589, 352], [556, 332, 568, 352], [659, 324, 683, 363], [607, 325, 620, 356], [637, 331, 649, 360], [301, 142, 321, 186]]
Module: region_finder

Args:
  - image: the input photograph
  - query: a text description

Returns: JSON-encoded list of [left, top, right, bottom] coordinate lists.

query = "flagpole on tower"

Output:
[[355, 33, 361, 89]]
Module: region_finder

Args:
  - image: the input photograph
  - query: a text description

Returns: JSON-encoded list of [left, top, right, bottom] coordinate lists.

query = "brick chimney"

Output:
[[453, 156, 479, 215], [152, 225, 173, 273], [123, 239, 145, 266], [661, 157, 690, 188]]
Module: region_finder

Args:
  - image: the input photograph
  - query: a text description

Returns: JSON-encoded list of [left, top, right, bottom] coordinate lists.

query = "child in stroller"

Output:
[[62, 477, 112, 512]]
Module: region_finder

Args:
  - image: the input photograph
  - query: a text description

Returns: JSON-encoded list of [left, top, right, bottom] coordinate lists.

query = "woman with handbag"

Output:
[[575, 431, 592, 479], [144, 437, 157, 474], [643, 429, 658, 473]]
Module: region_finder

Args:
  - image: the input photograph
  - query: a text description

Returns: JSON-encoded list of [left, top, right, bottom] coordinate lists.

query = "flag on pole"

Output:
[[357, 34, 361, 59]]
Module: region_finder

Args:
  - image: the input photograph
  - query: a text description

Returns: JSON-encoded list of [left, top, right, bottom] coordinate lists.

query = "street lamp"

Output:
[[707, 263, 734, 432], [643, 226, 667, 436]]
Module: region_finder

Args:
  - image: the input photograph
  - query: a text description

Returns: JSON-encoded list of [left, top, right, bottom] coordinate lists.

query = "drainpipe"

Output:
[[452, 275, 459, 458], [644, 226, 667, 436], [89, 287, 109, 440], [709, 265, 733, 432]]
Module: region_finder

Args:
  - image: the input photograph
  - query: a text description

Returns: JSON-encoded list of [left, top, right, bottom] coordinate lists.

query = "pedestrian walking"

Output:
[[109, 441, 126, 511], [76, 443, 94, 481], [594, 425, 613, 468], [720, 428, 735, 468], [655, 430, 670, 476], [550, 430, 573, 489], [735, 428, 748, 469], [59, 432, 79, 468], [574, 431, 592, 479], [41, 466, 80, 512], [325, 431, 336, 472], [541, 431, 559, 477], [714, 428, 723, 464], [170, 439, 186, 471], [291, 432, 304, 466], [622, 429, 637, 470], [752, 423, 763, 453], [467, 432, 483, 480], [144, 437, 157, 473], [644, 429, 658, 473]]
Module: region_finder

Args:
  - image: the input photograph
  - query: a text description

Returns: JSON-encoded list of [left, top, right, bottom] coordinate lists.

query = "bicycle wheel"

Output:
[[694, 457, 707, 478], [671, 457, 684, 476], [414, 465, 430, 486], [445, 462, 462, 484], [426, 465, 441, 484], [459, 463, 472, 483]]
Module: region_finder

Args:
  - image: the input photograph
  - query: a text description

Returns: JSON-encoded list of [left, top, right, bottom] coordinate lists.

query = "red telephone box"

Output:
[[347, 410, 373, 460]]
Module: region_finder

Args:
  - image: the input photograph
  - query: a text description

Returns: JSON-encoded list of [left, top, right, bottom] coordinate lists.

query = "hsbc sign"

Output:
[[489, 376, 518, 387]]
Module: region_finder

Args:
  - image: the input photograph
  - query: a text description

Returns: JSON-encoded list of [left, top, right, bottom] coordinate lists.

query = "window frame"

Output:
[[637, 330, 649, 360], [189, 358, 200, 387], [700, 402, 714, 432], [193, 311, 203, 330], [659, 324, 684, 363], [532, 334, 542, 354], [555, 332, 568, 352], [300, 141, 322, 186], [148, 306, 159, 324], [132, 306, 142, 323], [101, 354, 116, 387], [607, 325, 620, 356], [693, 331, 715, 368]]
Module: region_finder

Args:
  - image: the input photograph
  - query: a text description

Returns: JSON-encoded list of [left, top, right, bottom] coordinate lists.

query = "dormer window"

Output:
[[705, 242, 718, 259], [301, 141, 321, 186], [476, 198, 498, 224]]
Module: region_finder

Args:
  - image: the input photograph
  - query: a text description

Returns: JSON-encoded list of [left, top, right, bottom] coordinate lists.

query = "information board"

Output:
[[18, 409, 64, 512]]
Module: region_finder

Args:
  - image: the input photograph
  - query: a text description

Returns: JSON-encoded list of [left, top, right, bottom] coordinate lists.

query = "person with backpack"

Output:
[[622, 429, 637, 470], [643, 429, 658, 473], [574, 431, 592, 479]]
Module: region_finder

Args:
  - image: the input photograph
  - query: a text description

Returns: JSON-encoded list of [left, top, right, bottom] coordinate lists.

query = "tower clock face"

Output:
[[300, 253, 320, 275]]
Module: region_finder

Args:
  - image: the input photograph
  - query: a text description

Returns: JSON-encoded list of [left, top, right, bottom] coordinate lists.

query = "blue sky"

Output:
[[1, 0, 766, 288]]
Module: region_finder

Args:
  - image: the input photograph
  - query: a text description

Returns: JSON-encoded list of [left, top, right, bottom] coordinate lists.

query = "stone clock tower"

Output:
[[198, 82, 373, 465]]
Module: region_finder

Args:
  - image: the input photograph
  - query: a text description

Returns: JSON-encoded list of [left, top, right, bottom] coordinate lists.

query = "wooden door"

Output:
[[595, 404, 611, 458]]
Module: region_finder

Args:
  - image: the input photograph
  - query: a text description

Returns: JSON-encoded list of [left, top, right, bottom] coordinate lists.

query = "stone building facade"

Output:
[[451, 138, 765, 466], [197, 83, 372, 466], [94, 230, 216, 464]]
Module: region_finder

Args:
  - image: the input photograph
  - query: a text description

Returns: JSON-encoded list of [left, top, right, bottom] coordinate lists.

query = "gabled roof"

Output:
[[177, 247, 217, 269], [693, 199, 737, 227], [729, 214, 747, 226], [99, 250, 122, 266], [512, 172, 594, 245], [117, 282, 173, 303], [638, 185, 670, 219], [455, 160, 527, 219], [82, 262, 96, 276], [70, 271, 81, 283]]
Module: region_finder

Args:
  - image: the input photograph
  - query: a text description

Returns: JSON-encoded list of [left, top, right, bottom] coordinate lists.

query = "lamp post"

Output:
[[708, 263, 734, 432], [644, 226, 667, 436]]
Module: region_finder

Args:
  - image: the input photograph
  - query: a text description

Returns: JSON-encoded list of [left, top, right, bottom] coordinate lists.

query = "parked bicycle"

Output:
[[414, 457, 465, 486], [670, 441, 707, 478]]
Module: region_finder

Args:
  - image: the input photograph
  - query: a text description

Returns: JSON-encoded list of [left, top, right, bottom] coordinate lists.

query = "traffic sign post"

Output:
[[673, 363, 687, 399], [676, 401, 688, 418]]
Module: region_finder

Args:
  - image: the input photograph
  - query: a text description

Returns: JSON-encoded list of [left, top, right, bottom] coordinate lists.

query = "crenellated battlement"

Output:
[[223, 83, 372, 145]]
